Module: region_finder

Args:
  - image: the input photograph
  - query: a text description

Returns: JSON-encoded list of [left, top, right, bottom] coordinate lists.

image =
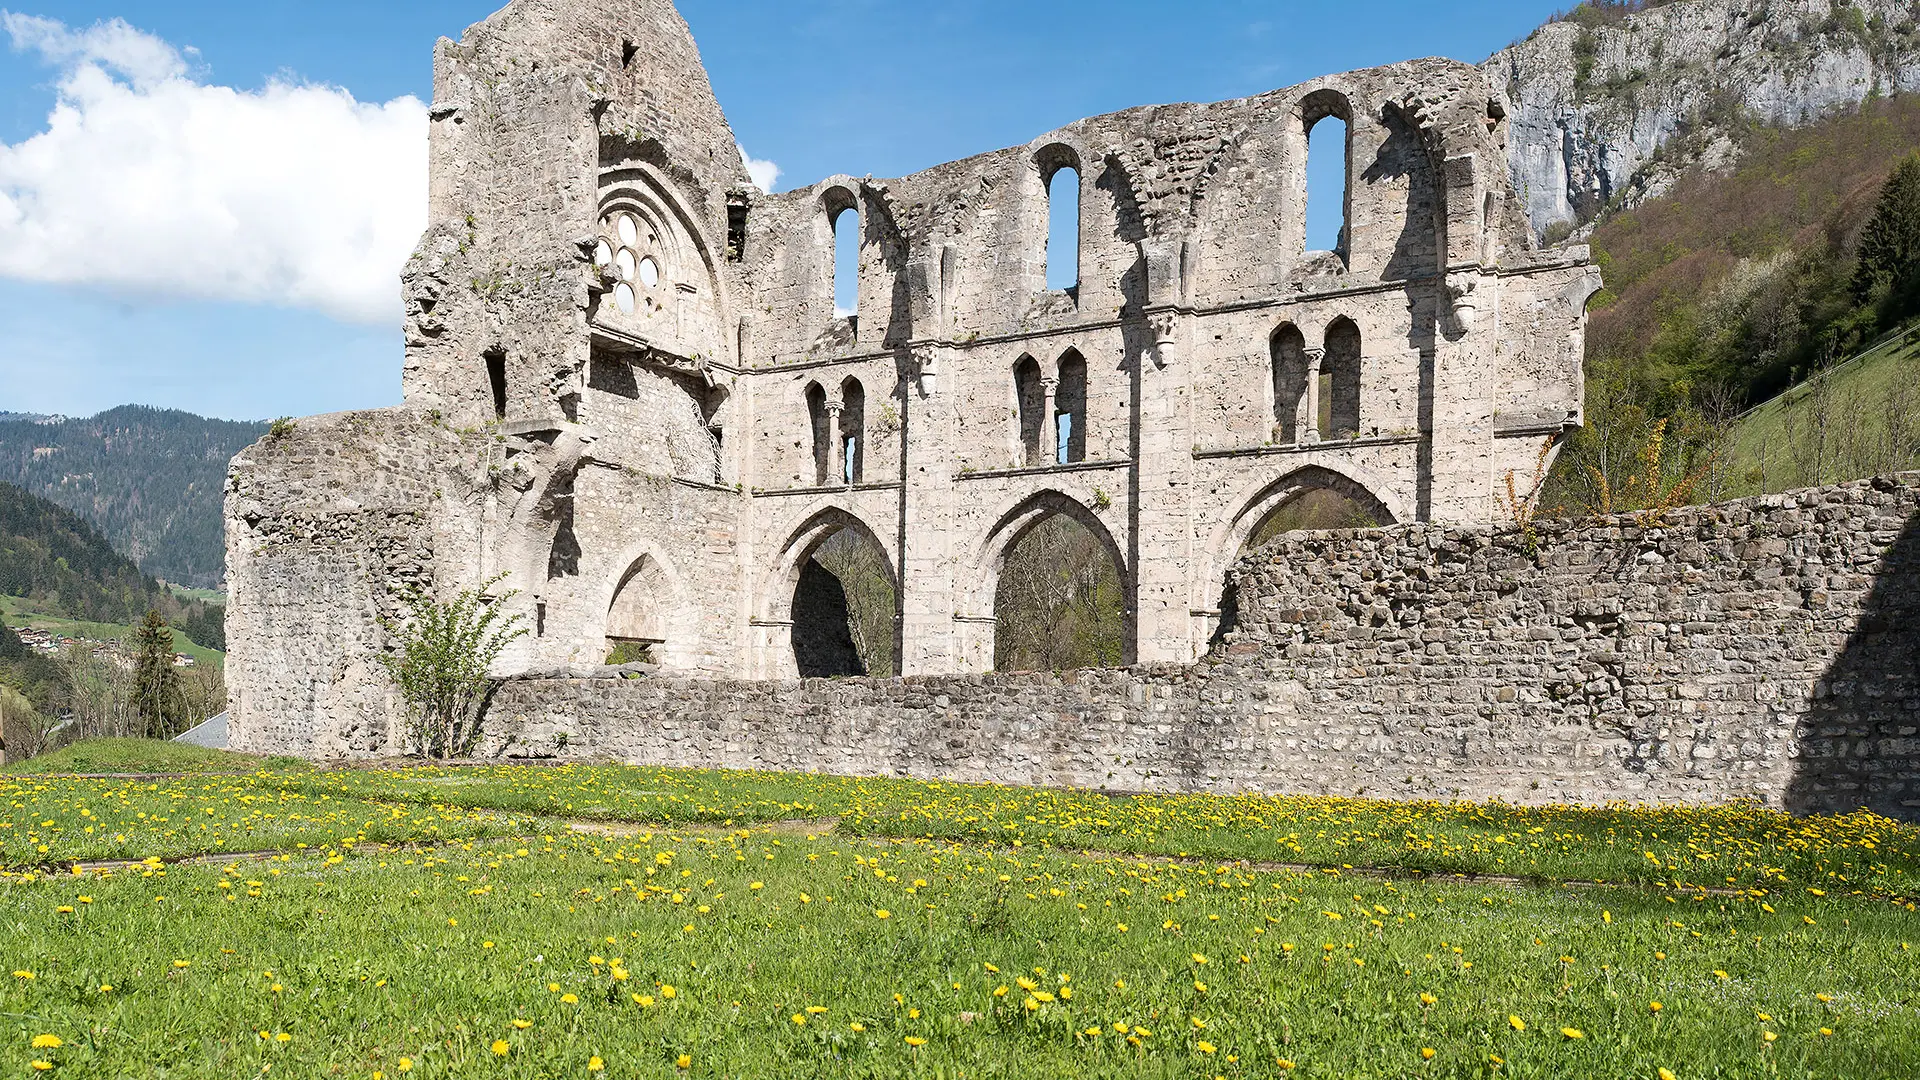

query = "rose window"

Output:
[[593, 210, 666, 316]]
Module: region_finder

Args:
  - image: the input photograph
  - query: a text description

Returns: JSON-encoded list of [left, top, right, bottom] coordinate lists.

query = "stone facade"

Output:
[[481, 475, 1920, 820], [226, 0, 1603, 751]]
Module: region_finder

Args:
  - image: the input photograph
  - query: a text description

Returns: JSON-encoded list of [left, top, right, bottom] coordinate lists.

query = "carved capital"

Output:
[[1303, 347, 1327, 366]]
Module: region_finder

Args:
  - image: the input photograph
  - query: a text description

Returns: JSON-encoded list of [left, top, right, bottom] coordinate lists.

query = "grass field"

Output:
[[2, 738, 297, 777], [1719, 325, 1920, 499], [0, 743, 1914, 1078], [0, 595, 225, 668]]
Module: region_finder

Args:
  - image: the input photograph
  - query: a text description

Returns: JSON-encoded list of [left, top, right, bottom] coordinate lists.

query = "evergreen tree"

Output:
[[130, 610, 183, 739], [1850, 152, 1920, 311]]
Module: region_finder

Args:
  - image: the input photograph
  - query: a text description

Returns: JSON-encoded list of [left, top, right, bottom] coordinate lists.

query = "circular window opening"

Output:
[[592, 239, 613, 269], [638, 257, 660, 288], [615, 248, 637, 282], [614, 282, 637, 314], [617, 214, 639, 248]]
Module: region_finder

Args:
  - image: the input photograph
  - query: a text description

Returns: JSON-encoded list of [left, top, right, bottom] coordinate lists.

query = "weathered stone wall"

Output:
[[482, 475, 1920, 819]]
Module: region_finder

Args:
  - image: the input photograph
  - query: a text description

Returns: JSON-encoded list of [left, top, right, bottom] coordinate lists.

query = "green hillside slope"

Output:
[[0, 406, 266, 589]]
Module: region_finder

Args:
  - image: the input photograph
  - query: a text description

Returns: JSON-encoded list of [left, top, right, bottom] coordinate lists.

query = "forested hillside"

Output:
[[1546, 93, 1920, 510], [0, 407, 266, 589], [0, 482, 225, 651]]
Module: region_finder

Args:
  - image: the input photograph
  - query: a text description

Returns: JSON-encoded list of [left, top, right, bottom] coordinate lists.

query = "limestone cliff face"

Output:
[[1488, 0, 1920, 237]]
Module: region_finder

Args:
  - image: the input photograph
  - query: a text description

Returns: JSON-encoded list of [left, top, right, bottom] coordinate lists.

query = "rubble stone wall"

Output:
[[483, 475, 1920, 819]]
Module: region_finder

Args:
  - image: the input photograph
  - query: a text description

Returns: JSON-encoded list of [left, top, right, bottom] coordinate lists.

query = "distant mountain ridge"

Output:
[[0, 406, 267, 589], [1490, 0, 1920, 238]]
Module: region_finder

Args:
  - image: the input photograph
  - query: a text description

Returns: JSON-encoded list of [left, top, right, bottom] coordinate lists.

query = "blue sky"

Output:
[[0, 0, 1567, 421]]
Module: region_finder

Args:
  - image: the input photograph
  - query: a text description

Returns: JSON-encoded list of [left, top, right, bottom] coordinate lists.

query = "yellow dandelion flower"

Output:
[[1276, 1059, 1296, 1070], [511, 1019, 532, 1030], [1421, 1048, 1435, 1060], [1560, 1028, 1583, 1039], [274, 1033, 291, 1044], [30, 1062, 51, 1072], [791, 1014, 806, 1025], [1419, 993, 1437, 1006], [874, 909, 890, 920], [490, 1040, 510, 1057], [849, 1023, 866, 1032], [633, 994, 656, 1007], [172, 960, 191, 969], [1762, 1031, 1776, 1044], [675, 1054, 691, 1069], [1658, 1070, 1677, 1080], [661, 984, 677, 999], [904, 1036, 927, 1047], [30, 1035, 62, 1049], [588, 1056, 605, 1072], [1649, 1001, 1662, 1012], [1197, 1041, 1217, 1054], [1509, 1016, 1526, 1032], [396, 1059, 413, 1073], [561, 994, 579, 1004]]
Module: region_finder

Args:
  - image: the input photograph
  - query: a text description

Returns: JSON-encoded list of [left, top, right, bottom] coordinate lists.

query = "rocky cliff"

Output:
[[1489, 0, 1920, 238]]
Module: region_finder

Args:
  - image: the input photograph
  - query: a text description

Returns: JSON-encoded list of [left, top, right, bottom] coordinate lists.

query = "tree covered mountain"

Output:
[[0, 406, 267, 589], [0, 481, 225, 651]]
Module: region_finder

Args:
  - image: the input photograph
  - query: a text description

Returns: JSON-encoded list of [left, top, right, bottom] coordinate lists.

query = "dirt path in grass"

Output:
[[14, 813, 1801, 904]]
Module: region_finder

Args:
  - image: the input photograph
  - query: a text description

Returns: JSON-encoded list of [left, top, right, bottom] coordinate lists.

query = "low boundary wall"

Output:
[[484, 475, 1920, 819]]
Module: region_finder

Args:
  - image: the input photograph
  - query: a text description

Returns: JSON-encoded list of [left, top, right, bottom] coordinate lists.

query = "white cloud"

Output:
[[739, 144, 781, 192], [0, 13, 426, 325]]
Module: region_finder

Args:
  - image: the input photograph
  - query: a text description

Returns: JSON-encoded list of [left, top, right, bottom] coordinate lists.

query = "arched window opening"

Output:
[[1013, 356, 1045, 466], [1247, 486, 1390, 549], [1269, 325, 1306, 444], [606, 555, 669, 665], [806, 383, 831, 486], [1323, 317, 1363, 439], [832, 203, 860, 321], [1055, 350, 1088, 464], [1211, 474, 1392, 648], [1304, 97, 1351, 262], [484, 348, 507, 420], [993, 512, 1125, 672], [839, 377, 866, 485], [1046, 165, 1081, 293], [793, 526, 897, 678]]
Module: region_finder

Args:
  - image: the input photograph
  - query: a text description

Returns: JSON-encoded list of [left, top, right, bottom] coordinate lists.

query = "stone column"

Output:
[[1040, 376, 1059, 465], [1301, 347, 1325, 444], [1133, 310, 1195, 664], [825, 398, 846, 487], [898, 346, 961, 673]]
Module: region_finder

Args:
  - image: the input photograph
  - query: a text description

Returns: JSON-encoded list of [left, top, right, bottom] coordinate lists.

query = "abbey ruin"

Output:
[[224, 0, 1918, 819]]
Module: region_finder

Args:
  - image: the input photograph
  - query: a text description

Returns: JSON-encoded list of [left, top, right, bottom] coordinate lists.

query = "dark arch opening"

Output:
[[484, 348, 507, 420], [792, 523, 897, 678], [805, 383, 830, 486], [1323, 317, 1363, 440], [1270, 324, 1306, 444], [993, 510, 1126, 672], [839, 377, 866, 485], [1014, 355, 1045, 466], [1056, 350, 1088, 464]]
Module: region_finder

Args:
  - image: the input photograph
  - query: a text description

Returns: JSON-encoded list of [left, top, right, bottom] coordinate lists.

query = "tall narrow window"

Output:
[[1303, 92, 1352, 262], [1324, 317, 1363, 439], [1055, 350, 1087, 464], [1270, 325, 1306, 444], [806, 383, 830, 485], [484, 348, 507, 420], [1013, 356, 1045, 466], [1046, 165, 1081, 292], [839, 377, 866, 485], [832, 204, 860, 319]]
